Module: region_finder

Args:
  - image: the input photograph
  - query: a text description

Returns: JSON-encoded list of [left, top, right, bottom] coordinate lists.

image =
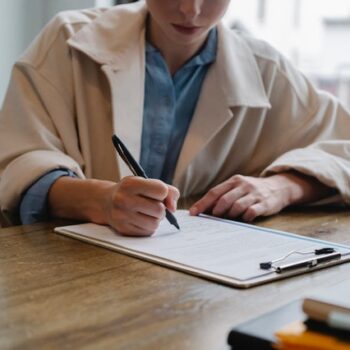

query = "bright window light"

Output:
[[95, 0, 114, 6], [224, 0, 350, 108]]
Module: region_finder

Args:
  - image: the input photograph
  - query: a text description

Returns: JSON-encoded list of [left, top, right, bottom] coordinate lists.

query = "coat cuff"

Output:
[[0, 150, 85, 223], [261, 148, 350, 204]]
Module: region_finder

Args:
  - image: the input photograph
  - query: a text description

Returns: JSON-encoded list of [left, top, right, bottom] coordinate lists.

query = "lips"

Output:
[[172, 24, 201, 35]]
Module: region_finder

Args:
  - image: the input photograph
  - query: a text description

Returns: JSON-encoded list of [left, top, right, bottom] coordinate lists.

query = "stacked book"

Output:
[[228, 280, 350, 350], [275, 280, 350, 349]]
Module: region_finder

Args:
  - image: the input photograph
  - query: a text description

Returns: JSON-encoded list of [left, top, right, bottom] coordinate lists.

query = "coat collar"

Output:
[[67, 2, 270, 109], [67, 2, 271, 183], [67, 1, 148, 69]]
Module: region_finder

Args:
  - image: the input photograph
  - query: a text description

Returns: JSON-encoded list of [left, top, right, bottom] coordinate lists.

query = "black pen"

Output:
[[112, 135, 180, 230]]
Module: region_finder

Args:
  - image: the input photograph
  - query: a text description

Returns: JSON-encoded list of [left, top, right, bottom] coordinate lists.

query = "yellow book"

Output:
[[275, 321, 350, 350]]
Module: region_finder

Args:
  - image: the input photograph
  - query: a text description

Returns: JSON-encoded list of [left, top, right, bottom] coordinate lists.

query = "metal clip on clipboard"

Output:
[[259, 248, 342, 274]]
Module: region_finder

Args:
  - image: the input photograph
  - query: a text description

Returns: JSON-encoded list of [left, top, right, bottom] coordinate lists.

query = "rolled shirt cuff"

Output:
[[20, 169, 77, 224]]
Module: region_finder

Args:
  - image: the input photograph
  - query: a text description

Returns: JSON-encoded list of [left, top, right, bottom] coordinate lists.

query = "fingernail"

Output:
[[173, 199, 177, 212], [190, 206, 198, 216]]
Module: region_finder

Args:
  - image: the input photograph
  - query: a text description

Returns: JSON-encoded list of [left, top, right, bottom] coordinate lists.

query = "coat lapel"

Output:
[[173, 25, 271, 186], [101, 37, 146, 178], [172, 66, 233, 186], [68, 2, 148, 178], [67, 4, 271, 184]]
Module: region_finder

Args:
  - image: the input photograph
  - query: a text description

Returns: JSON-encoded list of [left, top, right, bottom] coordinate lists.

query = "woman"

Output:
[[0, 0, 349, 235]]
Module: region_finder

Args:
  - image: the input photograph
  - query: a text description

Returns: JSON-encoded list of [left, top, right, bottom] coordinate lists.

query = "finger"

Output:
[[164, 185, 180, 212], [139, 179, 170, 201], [226, 194, 259, 219], [113, 191, 166, 220], [117, 223, 154, 237], [189, 182, 234, 216], [110, 211, 154, 236], [242, 202, 267, 222], [212, 187, 247, 216], [132, 211, 162, 233], [135, 197, 166, 220], [120, 177, 169, 201], [115, 211, 161, 236]]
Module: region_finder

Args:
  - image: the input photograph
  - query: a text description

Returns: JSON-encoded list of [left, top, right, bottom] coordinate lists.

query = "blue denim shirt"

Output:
[[140, 28, 217, 183], [20, 29, 218, 224], [20, 169, 77, 224]]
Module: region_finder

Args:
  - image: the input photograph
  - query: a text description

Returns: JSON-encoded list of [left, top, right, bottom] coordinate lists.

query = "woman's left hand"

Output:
[[189, 173, 333, 222]]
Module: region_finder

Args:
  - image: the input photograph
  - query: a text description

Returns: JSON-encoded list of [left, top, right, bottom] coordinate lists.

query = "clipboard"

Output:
[[54, 210, 350, 288]]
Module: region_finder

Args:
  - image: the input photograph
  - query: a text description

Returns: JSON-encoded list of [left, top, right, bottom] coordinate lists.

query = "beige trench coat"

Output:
[[1, 1, 350, 223]]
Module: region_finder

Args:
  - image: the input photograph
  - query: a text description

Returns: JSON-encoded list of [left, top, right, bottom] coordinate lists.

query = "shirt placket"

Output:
[[142, 52, 176, 179]]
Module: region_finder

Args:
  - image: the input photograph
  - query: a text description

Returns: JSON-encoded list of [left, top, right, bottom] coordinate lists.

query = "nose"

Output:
[[179, 0, 202, 20]]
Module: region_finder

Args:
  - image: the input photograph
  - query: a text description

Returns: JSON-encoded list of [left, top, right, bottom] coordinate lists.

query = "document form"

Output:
[[55, 210, 350, 288]]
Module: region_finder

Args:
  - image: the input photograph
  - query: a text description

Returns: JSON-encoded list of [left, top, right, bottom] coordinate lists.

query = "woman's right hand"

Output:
[[48, 175, 180, 237], [102, 176, 180, 236]]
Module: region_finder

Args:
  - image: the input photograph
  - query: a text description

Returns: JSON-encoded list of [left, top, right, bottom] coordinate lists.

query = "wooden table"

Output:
[[1, 207, 350, 349]]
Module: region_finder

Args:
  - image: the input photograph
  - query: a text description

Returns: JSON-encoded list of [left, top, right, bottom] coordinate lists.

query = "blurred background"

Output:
[[1, 0, 350, 108], [224, 0, 350, 110]]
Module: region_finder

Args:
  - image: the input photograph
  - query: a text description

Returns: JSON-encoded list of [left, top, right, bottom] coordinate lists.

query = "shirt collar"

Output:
[[146, 28, 217, 69]]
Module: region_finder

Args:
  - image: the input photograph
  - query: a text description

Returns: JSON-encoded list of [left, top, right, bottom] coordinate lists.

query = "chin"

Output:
[[171, 31, 208, 46]]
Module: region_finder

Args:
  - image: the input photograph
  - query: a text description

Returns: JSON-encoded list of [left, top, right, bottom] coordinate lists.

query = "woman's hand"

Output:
[[48, 176, 180, 236], [189, 172, 334, 222], [102, 176, 179, 236]]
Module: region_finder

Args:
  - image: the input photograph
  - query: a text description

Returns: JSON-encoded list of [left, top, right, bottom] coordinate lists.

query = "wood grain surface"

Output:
[[1, 207, 350, 350]]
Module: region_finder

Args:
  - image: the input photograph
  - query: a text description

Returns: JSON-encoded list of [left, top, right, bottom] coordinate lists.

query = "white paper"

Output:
[[55, 210, 350, 285]]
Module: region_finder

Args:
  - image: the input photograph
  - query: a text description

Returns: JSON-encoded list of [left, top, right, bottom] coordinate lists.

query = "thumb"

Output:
[[164, 185, 180, 213]]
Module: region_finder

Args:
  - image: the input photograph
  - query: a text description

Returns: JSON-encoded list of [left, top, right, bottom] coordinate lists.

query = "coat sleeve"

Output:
[[259, 56, 350, 204], [0, 18, 86, 224]]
